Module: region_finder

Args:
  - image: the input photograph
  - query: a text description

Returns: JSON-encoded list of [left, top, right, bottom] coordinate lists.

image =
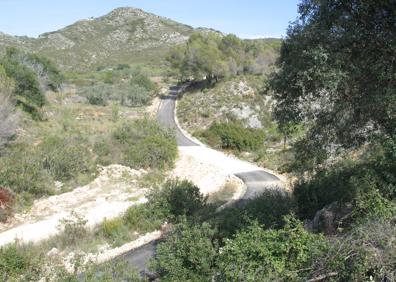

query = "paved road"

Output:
[[157, 92, 197, 146], [121, 86, 280, 274]]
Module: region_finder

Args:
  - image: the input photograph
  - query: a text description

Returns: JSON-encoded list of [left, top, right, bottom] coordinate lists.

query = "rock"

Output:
[[47, 248, 59, 257], [306, 202, 353, 235]]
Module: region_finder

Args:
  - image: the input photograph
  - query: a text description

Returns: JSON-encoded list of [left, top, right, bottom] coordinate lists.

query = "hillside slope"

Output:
[[0, 7, 194, 70]]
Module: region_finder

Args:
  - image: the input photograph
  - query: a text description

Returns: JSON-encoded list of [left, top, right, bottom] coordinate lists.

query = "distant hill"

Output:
[[0, 7, 281, 71], [0, 8, 196, 71]]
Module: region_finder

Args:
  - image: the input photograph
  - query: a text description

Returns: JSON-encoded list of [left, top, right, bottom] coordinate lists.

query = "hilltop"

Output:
[[0, 7, 197, 70]]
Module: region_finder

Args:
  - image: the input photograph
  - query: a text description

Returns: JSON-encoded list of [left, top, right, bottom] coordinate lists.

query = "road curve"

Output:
[[121, 86, 281, 274], [157, 88, 280, 200]]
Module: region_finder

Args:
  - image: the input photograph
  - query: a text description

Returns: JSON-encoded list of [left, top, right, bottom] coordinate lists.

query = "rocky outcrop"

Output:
[[305, 202, 353, 235], [0, 7, 198, 70]]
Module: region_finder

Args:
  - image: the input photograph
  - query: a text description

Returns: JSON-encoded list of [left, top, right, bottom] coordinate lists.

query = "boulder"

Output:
[[305, 202, 353, 235]]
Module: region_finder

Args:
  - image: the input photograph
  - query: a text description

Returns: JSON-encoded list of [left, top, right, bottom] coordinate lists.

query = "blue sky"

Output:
[[0, 0, 300, 38]]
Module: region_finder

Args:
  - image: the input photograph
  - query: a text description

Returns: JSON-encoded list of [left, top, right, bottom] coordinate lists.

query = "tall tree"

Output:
[[270, 0, 396, 168]]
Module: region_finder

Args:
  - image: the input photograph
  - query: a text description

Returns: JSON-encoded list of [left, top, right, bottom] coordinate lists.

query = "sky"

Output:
[[0, 0, 300, 39]]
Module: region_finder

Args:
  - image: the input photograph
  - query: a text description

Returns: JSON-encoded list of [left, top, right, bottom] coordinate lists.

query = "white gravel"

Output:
[[0, 165, 147, 247]]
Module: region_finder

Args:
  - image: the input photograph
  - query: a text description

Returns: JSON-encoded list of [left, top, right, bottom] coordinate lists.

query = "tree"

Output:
[[167, 33, 280, 83], [270, 0, 396, 169], [0, 66, 18, 148], [1, 49, 46, 117]]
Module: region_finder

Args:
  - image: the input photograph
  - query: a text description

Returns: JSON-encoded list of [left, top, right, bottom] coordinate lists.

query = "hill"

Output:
[[0, 7, 196, 71]]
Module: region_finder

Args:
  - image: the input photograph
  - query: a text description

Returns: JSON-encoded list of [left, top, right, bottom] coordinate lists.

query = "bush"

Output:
[[1, 57, 45, 108], [0, 245, 44, 281], [123, 204, 164, 233], [0, 147, 52, 197], [294, 159, 396, 219], [112, 119, 177, 169], [40, 135, 94, 182], [130, 71, 157, 92], [57, 212, 88, 248], [78, 84, 110, 106], [149, 179, 208, 219], [120, 84, 151, 107], [213, 189, 295, 238], [217, 216, 326, 281], [154, 221, 218, 282], [24, 53, 64, 91], [87, 91, 108, 106], [0, 93, 18, 148], [199, 121, 265, 151]]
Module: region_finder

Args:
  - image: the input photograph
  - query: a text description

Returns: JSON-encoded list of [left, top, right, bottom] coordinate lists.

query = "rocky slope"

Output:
[[0, 7, 195, 70]]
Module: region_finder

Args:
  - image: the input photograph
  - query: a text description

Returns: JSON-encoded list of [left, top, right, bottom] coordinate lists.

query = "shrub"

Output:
[[0, 147, 52, 197], [130, 71, 157, 92], [217, 216, 326, 281], [214, 189, 295, 238], [154, 221, 218, 282], [123, 204, 164, 233], [294, 159, 396, 219], [199, 121, 265, 151], [120, 84, 151, 107], [0, 93, 18, 148], [112, 119, 177, 169], [87, 91, 108, 106], [39, 135, 94, 182], [0, 245, 44, 281], [58, 212, 88, 247], [1, 58, 45, 108], [24, 53, 64, 91], [149, 179, 208, 219]]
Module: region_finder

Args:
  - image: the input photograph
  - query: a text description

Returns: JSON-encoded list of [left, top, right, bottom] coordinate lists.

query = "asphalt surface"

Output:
[[157, 88, 198, 146], [121, 86, 280, 274]]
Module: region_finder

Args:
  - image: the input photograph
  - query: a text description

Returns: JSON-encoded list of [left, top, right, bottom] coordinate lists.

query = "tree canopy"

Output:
[[167, 33, 280, 82], [270, 0, 396, 168]]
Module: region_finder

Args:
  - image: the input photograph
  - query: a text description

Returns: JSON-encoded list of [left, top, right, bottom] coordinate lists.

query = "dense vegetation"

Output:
[[77, 67, 158, 107], [167, 33, 280, 83], [151, 1, 396, 281], [197, 121, 265, 152], [0, 48, 63, 118], [0, 1, 395, 281]]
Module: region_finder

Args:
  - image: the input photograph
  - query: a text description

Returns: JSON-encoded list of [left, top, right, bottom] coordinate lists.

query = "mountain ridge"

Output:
[[0, 7, 202, 70]]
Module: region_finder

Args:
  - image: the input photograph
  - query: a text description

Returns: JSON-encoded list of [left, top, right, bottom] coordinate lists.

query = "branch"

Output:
[[307, 272, 338, 282]]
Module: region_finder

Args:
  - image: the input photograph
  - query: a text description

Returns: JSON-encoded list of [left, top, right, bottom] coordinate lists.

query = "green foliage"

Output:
[[199, 121, 265, 151], [217, 216, 326, 281], [40, 135, 94, 181], [130, 70, 157, 92], [121, 84, 151, 107], [154, 221, 218, 282], [149, 179, 208, 219], [1, 53, 45, 108], [294, 157, 396, 219], [0, 133, 97, 209], [112, 119, 177, 169], [87, 90, 108, 106], [167, 33, 280, 82], [270, 0, 396, 168], [308, 215, 396, 282], [123, 204, 164, 233], [25, 53, 64, 91], [0, 245, 44, 281], [80, 261, 143, 282], [213, 189, 295, 238], [0, 146, 52, 197], [58, 212, 88, 247], [78, 80, 153, 107]]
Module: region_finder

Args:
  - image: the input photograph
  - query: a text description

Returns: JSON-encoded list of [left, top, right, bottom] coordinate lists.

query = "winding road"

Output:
[[121, 86, 281, 275]]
